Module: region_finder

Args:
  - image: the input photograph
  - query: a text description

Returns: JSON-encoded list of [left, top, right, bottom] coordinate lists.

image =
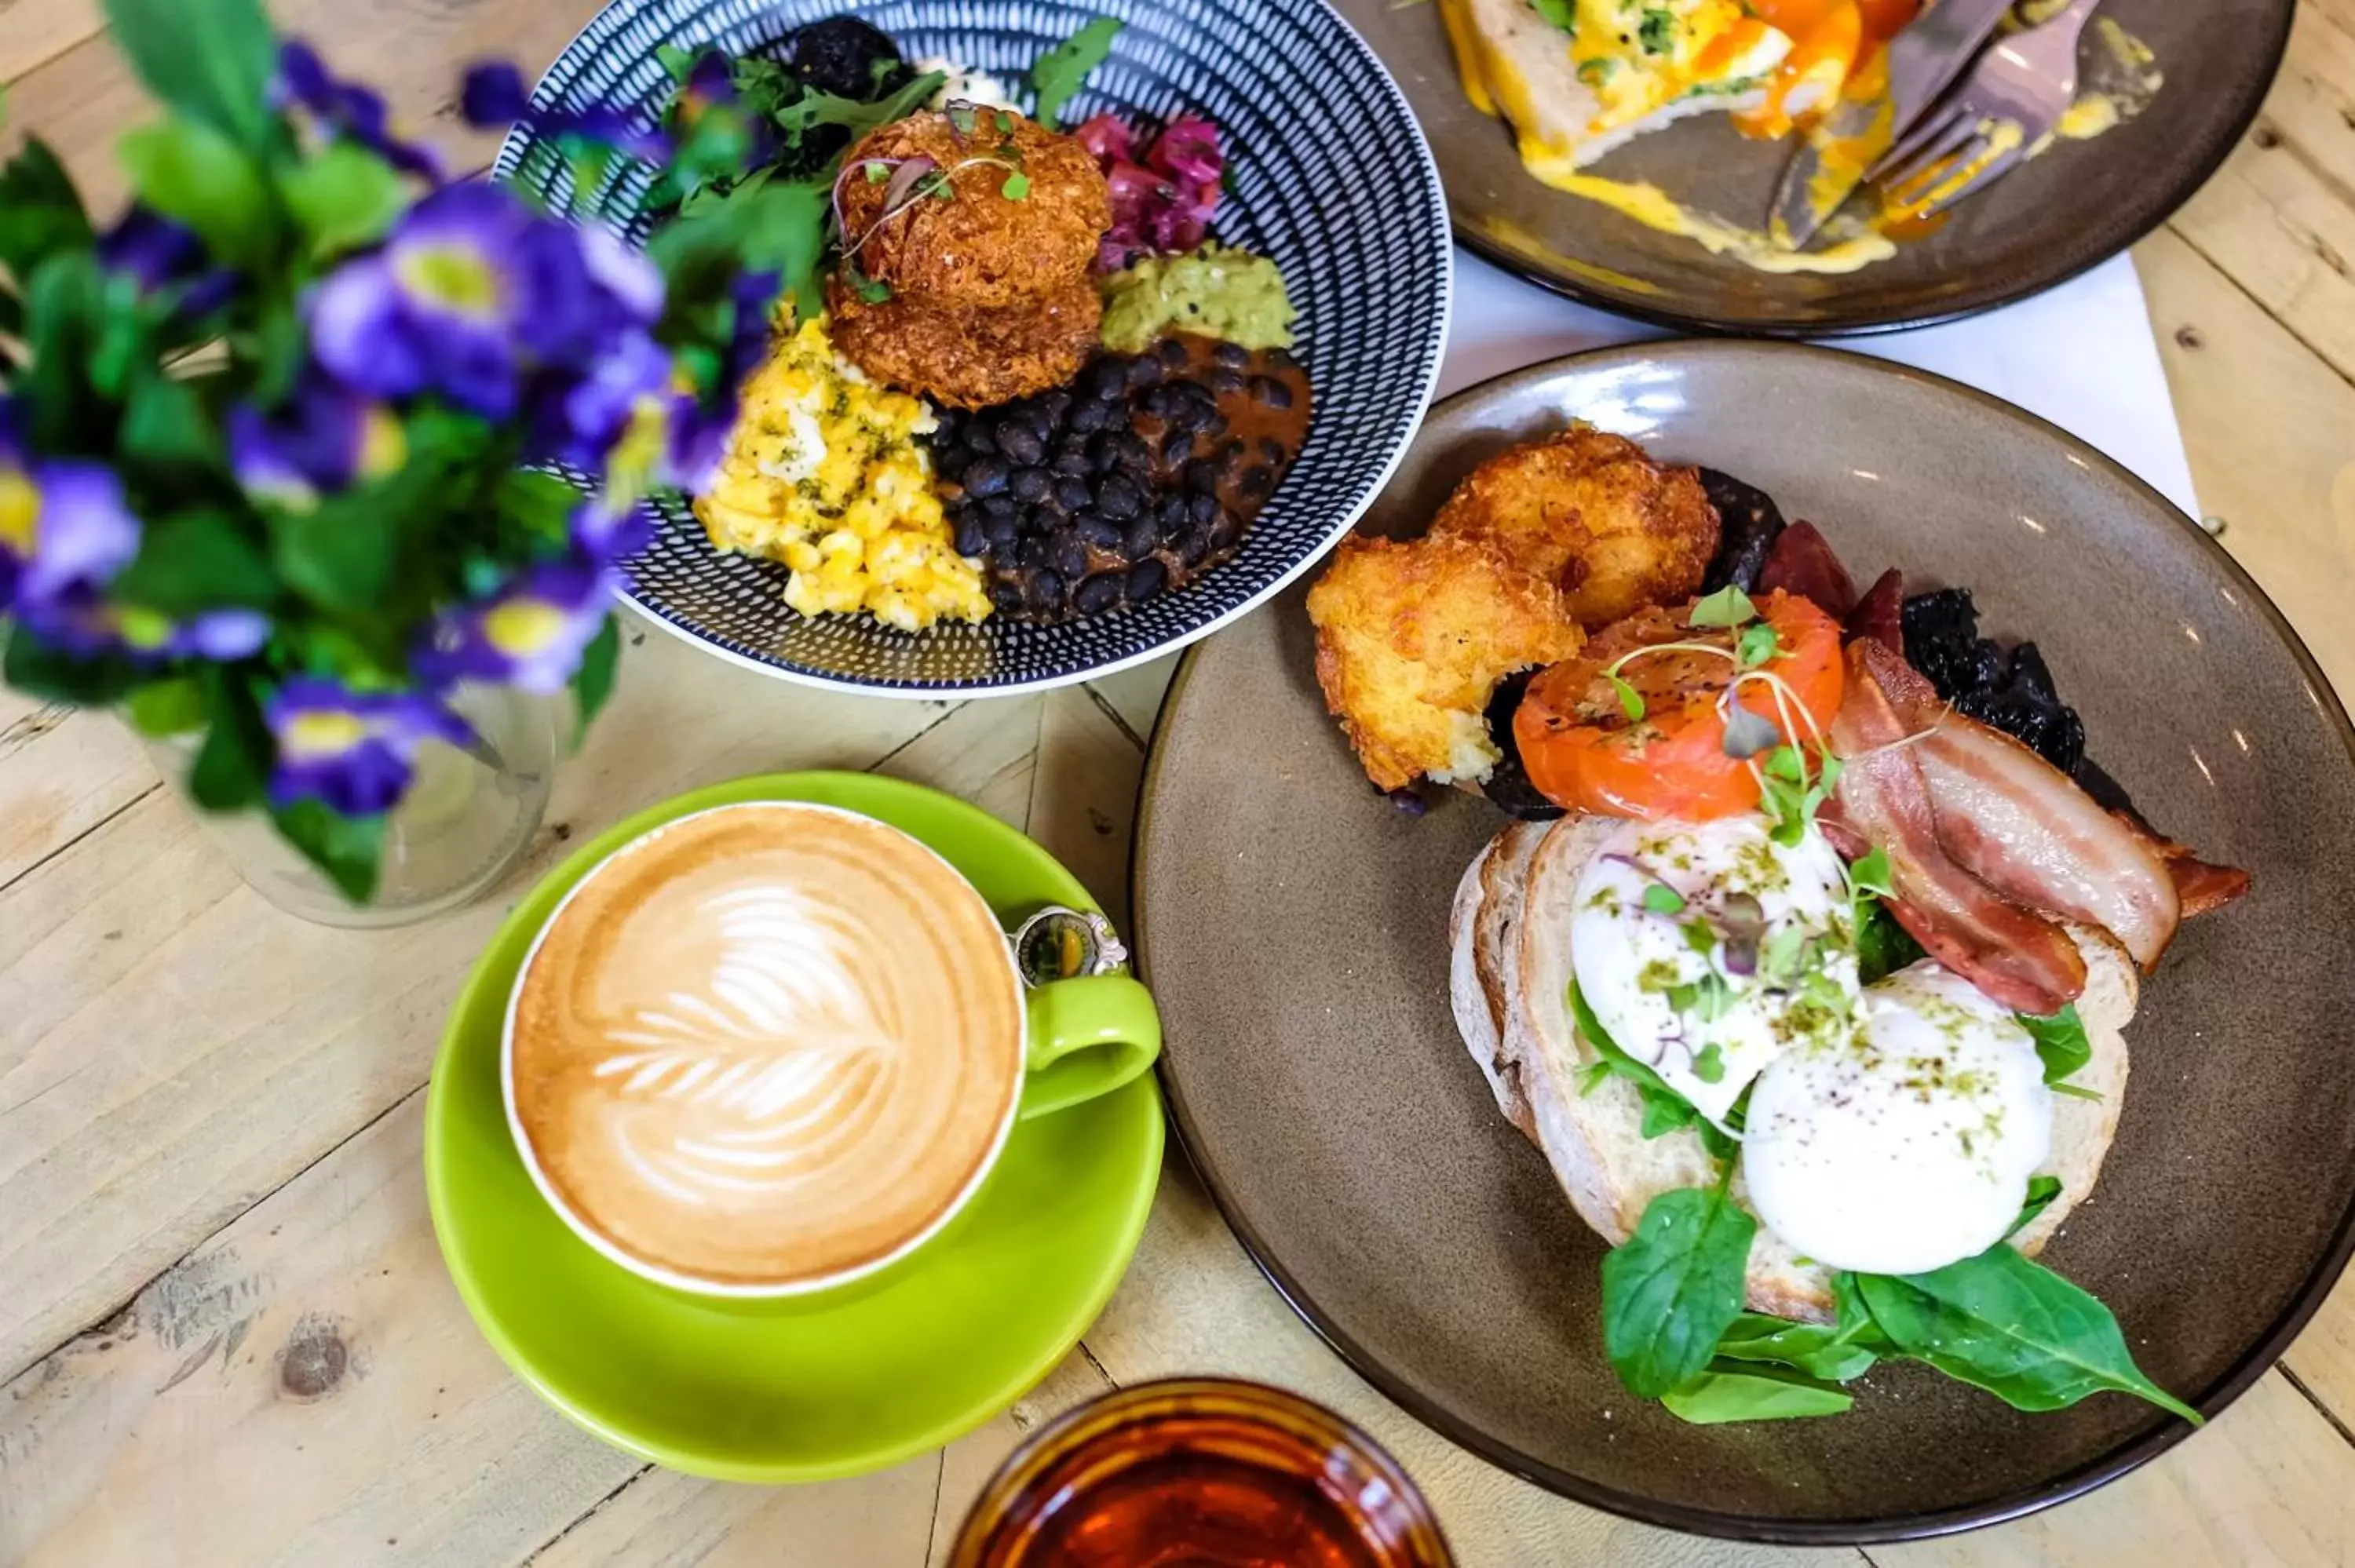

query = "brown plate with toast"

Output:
[[1134, 341, 2355, 1541]]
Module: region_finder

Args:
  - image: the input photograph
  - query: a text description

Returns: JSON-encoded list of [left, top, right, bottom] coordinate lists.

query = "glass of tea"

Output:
[[946, 1377, 1455, 1567]]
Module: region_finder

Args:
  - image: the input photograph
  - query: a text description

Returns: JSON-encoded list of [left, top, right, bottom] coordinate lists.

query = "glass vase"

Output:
[[143, 681, 562, 928]]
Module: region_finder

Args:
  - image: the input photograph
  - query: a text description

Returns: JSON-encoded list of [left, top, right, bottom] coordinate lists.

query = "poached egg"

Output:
[[1743, 960, 2055, 1274]]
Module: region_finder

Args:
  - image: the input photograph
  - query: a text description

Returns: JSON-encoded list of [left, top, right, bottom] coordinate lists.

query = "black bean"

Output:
[[1051, 534, 1089, 580], [954, 516, 989, 557], [1189, 490, 1221, 527], [1074, 574, 1123, 616], [1029, 569, 1066, 611], [1240, 465, 1274, 499], [962, 421, 997, 455], [1160, 429, 1196, 465], [1207, 366, 1245, 395], [1211, 341, 1250, 369], [1126, 355, 1164, 390], [980, 495, 1017, 525], [1057, 429, 1090, 458], [1087, 436, 1121, 475], [1176, 523, 1213, 564], [1156, 494, 1191, 531], [1165, 401, 1207, 436], [1084, 358, 1130, 400], [1114, 432, 1155, 473], [1210, 509, 1245, 549], [1259, 437, 1287, 465], [1096, 473, 1144, 521], [1016, 534, 1053, 570], [1171, 380, 1218, 414], [1010, 466, 1051, 504], [1137, 386, 1174, 421], [987, 515, 1020, 550], [990, 581, 1026, 614], [1184, 459, 1224, 496], [1037, 391, 1072, 426], [1263, 347, 1298, 371], [1071, 399, 1110, 434], [1032, 488, 1070, 522], [1051, 450, 1090, 478], [1126, 560, 1167, 600], [1199, 414, 1230, 441], [1123, 518, 1159, 559], [1247, 375, 1294, 410], [962, 458, 1009, 498], [1218, 439, 1246, 464], [1156, 337, 1190, 369], [1055, 476, 1094, 512], [996, 422, 1045, 466], [1076, 512, 1123, 549]]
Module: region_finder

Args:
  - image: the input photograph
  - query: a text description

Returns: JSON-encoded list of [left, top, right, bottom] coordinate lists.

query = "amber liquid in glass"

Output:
[[951, 1380, 1453, 1568]]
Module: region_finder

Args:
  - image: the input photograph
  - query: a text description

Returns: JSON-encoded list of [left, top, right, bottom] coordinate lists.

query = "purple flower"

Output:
[[532, 326, 672, 471], [25, 593, 270, 662], [307, 183, 619, 418], [413, 557, 615, 694], [0, 425, 141, 617], [277, 40, 446, 182], [228, 377, 408, 511], [460, 59, 672, 163], [266, 678, 471, 817], [569, 497, 654, 563]]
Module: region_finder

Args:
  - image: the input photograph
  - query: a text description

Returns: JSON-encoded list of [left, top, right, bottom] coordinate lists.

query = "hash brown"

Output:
[[838, 110, 1109, 311], [1433, 425, 1719, 629], [827, 275, 1104, 409], [1308, 533, 1586, 793]]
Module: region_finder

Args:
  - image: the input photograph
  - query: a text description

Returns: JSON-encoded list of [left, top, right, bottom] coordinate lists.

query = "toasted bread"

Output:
[[1449, 815, 2134, 1322]]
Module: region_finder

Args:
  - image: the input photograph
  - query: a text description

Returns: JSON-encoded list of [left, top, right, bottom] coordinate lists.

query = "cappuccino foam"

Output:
[[509, 803, 1023, 1287]]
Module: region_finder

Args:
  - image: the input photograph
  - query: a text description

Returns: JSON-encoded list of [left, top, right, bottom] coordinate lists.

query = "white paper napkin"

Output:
[[1439, 249, 2201, 518]]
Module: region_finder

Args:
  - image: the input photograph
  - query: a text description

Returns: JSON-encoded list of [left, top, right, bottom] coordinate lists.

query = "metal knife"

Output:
[[1767, 0, 2017, 251]]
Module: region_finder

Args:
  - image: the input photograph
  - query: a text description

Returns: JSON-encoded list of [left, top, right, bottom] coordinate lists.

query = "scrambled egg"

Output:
[[695, 317, 991, 633]]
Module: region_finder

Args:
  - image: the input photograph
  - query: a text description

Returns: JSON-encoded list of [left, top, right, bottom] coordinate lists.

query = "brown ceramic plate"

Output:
[[1134, 342, 2355, 1543], [1331, 0, 2291, 334]]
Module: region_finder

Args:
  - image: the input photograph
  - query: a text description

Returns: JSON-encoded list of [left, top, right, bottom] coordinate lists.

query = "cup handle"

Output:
[[1020, 973, 1162, 1121]]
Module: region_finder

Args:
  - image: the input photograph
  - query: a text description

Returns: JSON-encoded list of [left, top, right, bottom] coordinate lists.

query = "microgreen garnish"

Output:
[[1575, 56, 1619, 85], [1692, 1041, 1726, 1083], [1758, 926, 1809, 987], [995, 110, 1017, 134], [1682, 920, 1718, 956], [1847, 846, 1893, 901], [1755, 742, 1842, 847], [1668, 972, 1737, 1023], [1642, 882, 1686, 916], [1029, 16, 1123, 130], [948, 104, 979, 135], [1721, 704, 1780, 759], [864, 160, 889, 183], [1608, 672, 1647, 723], [1688, 584, 1757, 629], [1736, 622, 1783, 669], [1001, 171, 1032, 199]]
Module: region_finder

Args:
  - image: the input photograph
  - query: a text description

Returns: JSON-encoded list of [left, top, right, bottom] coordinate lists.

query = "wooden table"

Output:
[[5, 2, 2355, 1563]]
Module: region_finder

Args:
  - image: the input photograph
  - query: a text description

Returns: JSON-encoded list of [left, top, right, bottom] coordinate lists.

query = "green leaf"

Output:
[[20, 252, 110, 450], [188, 666, 272, 811], [651, 175, 827, 328], [1692, 1041, 1725, 1083], [118, 118, 275, 264], [119, 370, 225, 480], [1663, 1364, 1853, 1424], [2009, 1175, 2065, 1239], [1853, 899, 1925, 985], [497, 469, 585, 547], [1714, 1311, 1885, 1382], [1601, 1183, 1757, 1398], [272, 495, 403, 614], [776, 71, 948, 144], [1641, 881, 1685, 916], [1028, 16, 1123, 130], [0, 137, 94, 283], [1736, 622, 1782, 668], [1608, 671, 1645, 723], [1568, 981, 1732, 1161], [100, 0, 279, 149], [235, 300, 307, 408], [1847, 845, 1893, 900], [276, 143, 409, 257], [1688, 584, 1757, 629], [655, 43, 697, 83], [114, 510, 276, 614], [2018, 1004, 2094, 1091], [126, 674, 210, 737], [1853, 1246, 2203, 1424], [272, 797, 386, 903], [1001, 171, 1031, 200], [2, 623, 144, 705], [570, 611, 620, 745]]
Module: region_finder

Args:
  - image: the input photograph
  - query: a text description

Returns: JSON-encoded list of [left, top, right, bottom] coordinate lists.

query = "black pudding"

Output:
[[789, 17, 906, 98], [1697, 467, 1787, 596], [1126, 560, 1167, 600], [1074, 574, 1123, 616]]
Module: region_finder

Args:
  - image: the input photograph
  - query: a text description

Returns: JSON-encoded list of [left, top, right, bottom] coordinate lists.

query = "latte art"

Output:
[[509, 804, 1024, 1288]]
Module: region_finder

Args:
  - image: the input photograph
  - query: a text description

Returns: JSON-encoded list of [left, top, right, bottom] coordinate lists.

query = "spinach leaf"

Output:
[[2008, 1175, 2064, 1238], [1029, 17, 1123, 130], [2018, 1005, 2098, 1099], [1853, 1246, 2203, 1424], [1569, 982, 1732, 1161], [1715, 1311, 1882, 1383], [1853, 899, 1924, 985], [778, 71, 948, 145], [101, 0, 277, 150], [1601, 1182, 1756, 1398], [1663, 1363, 1853, 1424]]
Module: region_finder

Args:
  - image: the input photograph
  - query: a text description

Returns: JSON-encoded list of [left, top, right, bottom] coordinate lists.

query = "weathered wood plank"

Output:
[[0, 691, 155, 895], [1027, 688, 1145, 933], [0, 624, 947, 1385], [1084, 652, 1185, 749], [0, 0, 99, 93]]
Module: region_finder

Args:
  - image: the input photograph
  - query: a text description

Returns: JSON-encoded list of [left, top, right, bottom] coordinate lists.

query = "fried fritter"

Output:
[[1432, 425, 1719, 629], [827, 275, 1102, 408], [1308, 534, 1586, 793], [838, 110, 1110, 310]]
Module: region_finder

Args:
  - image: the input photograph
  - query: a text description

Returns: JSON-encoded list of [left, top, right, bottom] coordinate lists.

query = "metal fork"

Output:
[[1866, 0, 2103, 224]]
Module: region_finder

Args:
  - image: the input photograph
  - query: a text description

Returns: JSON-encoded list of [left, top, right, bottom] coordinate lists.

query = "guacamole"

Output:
[[1098, 244, 1297, 353]]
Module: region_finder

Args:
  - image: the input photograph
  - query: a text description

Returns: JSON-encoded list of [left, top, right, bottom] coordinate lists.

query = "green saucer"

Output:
[[424, 771, 1165, 1482]]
